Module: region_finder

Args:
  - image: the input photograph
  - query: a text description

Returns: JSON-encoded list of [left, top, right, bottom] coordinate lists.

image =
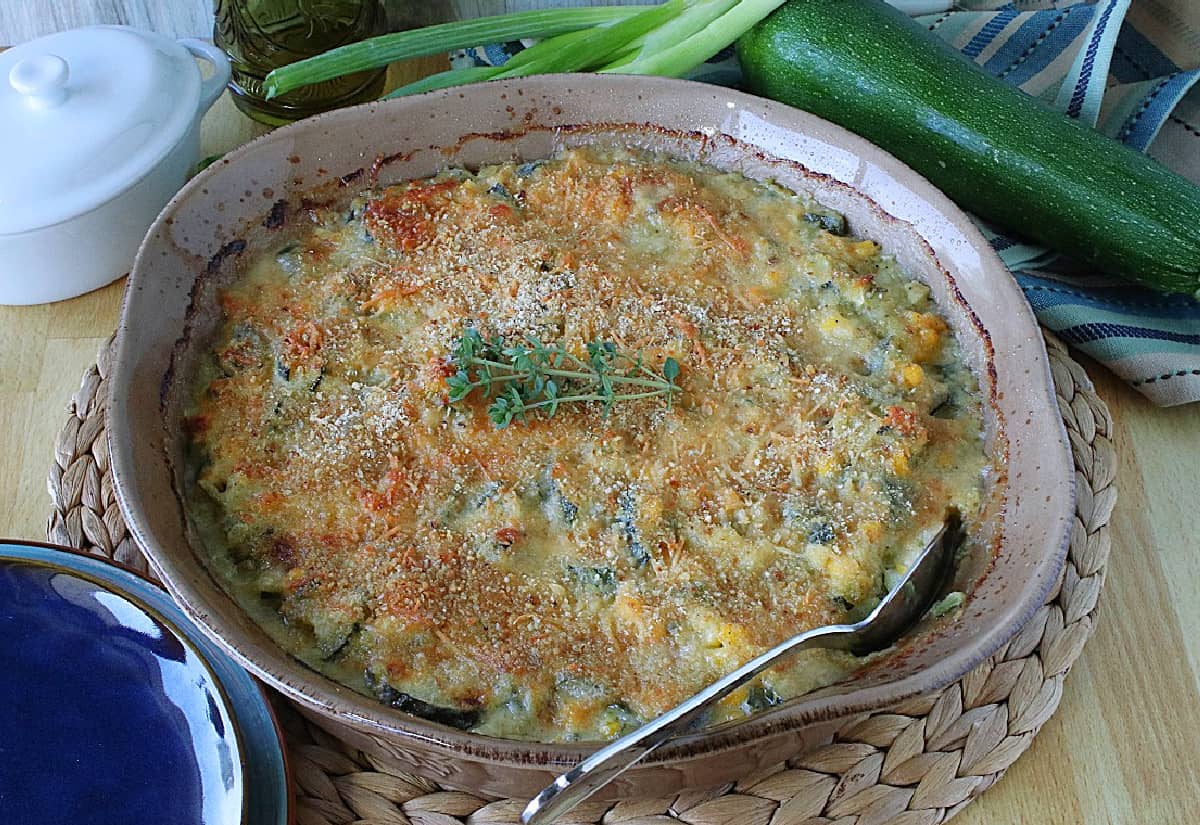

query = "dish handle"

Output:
[[178, 38, 231, 115]]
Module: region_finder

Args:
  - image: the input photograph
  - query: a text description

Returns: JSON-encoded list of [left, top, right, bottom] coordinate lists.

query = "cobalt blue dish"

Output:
[[0, 542, 290, 825]]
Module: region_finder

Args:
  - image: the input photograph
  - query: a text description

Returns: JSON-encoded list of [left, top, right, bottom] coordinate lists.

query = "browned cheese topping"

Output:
[[186, 147, 988, 741]]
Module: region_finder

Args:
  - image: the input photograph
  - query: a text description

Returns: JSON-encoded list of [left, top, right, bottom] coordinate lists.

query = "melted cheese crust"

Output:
[[186, 147, 988, 741]]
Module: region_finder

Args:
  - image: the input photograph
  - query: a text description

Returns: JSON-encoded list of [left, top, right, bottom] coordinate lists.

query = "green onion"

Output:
[[494, 1, 684, 79], [387, 2, 685, 100], [264, 6, 642, 99], [268, 0, 790, 103], [503, 28, 598, 71], [623, 0, 738, 64], [602, 0, 785, 76], [581, 0, 738, 72], [385, 66, 504, 99], [385, 28, 599, 99]]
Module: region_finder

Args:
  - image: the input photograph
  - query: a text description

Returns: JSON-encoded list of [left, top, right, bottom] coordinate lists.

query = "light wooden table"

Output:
[[3, 21, 1200, 825]]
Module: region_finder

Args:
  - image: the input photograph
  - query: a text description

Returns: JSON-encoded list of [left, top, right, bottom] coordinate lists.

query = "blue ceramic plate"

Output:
[[0, 541, 290, 825]]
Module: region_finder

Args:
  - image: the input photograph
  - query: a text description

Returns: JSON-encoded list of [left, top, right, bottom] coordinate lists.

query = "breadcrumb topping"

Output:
[[187, 147, 987, 742]]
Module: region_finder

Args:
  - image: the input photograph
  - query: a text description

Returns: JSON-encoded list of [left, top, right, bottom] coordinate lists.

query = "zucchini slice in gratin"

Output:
[[184, 146, 989, 743]]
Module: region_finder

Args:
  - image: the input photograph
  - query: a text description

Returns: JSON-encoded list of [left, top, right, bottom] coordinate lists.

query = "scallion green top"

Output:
[[264, 0, 787, 101]]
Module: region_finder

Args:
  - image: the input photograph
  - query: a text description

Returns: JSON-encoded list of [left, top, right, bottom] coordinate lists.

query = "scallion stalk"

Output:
[[264, 6, 642, 99], [268, 0, 794, 103], [625, 0, 738, 62], [385, 66, 504, 99], [596, 0, 738, 71], [493, 0, 684, 79], [601, 0, 785, 76], [502, 28, 598, 71], [387, 2, 685, 99], [383, 29, 593, 100]]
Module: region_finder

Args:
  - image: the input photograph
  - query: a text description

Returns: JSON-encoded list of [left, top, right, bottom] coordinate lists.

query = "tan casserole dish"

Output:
[[108, 75, 1073, 798]]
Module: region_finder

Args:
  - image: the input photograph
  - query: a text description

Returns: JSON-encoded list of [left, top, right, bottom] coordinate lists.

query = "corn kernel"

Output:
[[710, 622, 750, 650], [817, 453, 839, 476], [862, 520, 885, 543], [820, 312, 845, 335], [901, 363, 924, 388], [820, 312, 857, 340], [915, 328, 941, 362], [710, 623, 753, 671], [746, 285, 772, 306], [906, 312, 948, 362], [718, 685, 751, 712], [849, 240, 879, 259], [806, 544, 833, 570], [826, 553, 863, 588], [600, 715, 622, 738]]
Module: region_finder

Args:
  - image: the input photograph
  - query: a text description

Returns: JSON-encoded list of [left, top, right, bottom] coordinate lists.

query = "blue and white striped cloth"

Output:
[[926, 0, 1200, 406], [461, 0, 1200, 404]]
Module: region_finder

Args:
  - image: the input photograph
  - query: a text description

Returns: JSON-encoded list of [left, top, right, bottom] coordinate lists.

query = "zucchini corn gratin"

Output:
[[185, 146, 989, 742]]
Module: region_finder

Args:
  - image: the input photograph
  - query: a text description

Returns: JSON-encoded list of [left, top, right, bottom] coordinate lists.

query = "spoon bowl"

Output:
[[523, 510, 964, 825]]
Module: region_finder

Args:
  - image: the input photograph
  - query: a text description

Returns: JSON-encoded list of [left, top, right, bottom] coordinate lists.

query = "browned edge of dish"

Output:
[[0, 538, 296, 825], [107, 75, 1073, 796]]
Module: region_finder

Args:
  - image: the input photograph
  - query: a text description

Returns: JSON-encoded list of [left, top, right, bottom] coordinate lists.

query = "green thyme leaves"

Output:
[[445, 328, 681, 428]]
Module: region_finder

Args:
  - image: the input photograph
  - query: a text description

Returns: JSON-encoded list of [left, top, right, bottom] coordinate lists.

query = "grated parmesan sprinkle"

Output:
[[185, 146, 989, 742]]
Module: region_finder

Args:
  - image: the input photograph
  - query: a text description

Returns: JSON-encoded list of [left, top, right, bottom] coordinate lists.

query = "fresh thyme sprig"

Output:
[[445, 328, 681, 428]]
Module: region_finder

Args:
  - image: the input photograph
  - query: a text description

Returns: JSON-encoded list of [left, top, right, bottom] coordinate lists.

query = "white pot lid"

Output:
[[0, 26, 219, 235]]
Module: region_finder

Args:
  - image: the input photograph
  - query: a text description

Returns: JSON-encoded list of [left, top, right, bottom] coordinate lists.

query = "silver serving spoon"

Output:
[[523, 510, 963, 825]]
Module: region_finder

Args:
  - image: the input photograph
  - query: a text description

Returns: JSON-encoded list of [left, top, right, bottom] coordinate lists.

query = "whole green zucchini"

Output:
[[737, 0, 1200, 296]]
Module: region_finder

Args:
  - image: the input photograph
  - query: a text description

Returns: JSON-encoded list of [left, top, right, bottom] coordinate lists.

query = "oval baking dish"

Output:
[[108, 75, 1073, 798]]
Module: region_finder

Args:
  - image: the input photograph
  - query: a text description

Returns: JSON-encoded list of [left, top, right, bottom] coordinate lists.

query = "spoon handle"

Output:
[[522, 623, 854, 825]]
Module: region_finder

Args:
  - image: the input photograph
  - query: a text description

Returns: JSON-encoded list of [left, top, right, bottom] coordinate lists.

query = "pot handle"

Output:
[[178, 39, 232, 115]]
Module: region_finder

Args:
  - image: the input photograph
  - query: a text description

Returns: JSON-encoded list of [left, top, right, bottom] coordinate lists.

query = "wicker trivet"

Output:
[[47, 332, 1114, 825]]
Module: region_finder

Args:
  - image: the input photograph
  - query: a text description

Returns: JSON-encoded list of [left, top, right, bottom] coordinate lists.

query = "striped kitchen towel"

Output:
[[459, 0, 1200, 405], [928, 0, 1200, 405]]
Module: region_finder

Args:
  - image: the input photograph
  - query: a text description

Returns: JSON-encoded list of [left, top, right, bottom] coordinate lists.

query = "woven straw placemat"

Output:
[[47, 332, 1114, 825]]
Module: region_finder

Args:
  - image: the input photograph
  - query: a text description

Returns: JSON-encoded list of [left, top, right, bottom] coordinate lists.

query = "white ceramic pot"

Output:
[[0, 26, 230, 305]]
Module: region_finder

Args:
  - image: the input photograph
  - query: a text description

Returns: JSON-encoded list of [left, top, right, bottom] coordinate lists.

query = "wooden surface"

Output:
[[3, 12, 1200, 825]]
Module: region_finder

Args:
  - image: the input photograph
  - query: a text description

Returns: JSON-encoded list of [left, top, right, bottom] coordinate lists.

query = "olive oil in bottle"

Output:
[[214, 0, 388, 125]]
